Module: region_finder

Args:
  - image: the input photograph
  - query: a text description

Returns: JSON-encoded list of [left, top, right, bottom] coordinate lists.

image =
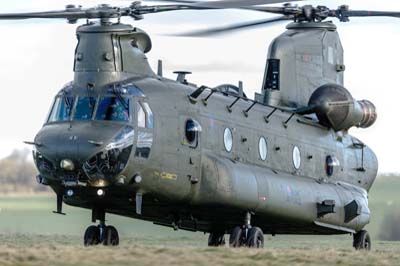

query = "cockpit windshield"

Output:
[[48, 97, 75, 123], [48, 96, 133, 123], [74, 97, 96, 121], [95, 97, 131, 122], [47, 84, 147, 124]]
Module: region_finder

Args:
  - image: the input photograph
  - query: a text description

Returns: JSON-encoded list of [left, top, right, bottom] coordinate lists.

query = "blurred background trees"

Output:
[[380, 211, 400, 241], [0, 149, 46, 193]]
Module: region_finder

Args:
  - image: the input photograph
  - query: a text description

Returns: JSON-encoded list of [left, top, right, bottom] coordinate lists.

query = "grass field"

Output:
[[0, 176, 399, 265], [0, 234, 399, 266]]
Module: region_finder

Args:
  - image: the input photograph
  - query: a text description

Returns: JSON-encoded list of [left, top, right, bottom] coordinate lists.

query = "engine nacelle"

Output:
[[308, 84, 377, 131]]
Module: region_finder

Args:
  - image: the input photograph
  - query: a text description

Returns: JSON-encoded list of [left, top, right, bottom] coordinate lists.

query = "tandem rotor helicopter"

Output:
[[1, 0, 398, 249]]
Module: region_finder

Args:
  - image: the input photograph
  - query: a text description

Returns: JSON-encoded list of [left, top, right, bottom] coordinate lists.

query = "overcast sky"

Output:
[[0, 0, 399, 173]]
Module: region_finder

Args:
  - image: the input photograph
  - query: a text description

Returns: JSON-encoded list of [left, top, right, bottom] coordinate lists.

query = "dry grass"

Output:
[[0, 235, 399, 266], [0, 176, 399, 265]]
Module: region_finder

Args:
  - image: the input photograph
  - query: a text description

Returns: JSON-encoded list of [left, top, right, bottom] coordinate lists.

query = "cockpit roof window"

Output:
[[95, 97, 132, 122], [107, 84, 145, 97]]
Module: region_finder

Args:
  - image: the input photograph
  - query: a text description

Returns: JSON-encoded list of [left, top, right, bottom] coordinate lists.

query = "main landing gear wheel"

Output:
[[229, 226, 264, 248], [229, 212, 264, 248], [84, 224, 120, 246], [208, 232, 226, 247], [102, 225, 119, 246], [84, 225, 101, 246], [229, 226, 246, 247], [246, 227, 264, 248], [353, 230, 371, 250]]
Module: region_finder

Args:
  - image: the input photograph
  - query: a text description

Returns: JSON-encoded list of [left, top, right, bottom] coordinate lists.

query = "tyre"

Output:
[[246, 227, 264, 248], [208, 232, 226, 247], [353, 230, 371, 250], [84, 225, 100, 246], [229, 226, 244, 247], [102, 225, 119, 246]]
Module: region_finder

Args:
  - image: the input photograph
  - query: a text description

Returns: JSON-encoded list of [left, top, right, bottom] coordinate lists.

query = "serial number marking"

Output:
[[155, 171, 177, 181]]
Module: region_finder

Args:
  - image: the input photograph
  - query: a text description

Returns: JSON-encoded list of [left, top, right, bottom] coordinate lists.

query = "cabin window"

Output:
[[224, 128, 233, 152], [259, 137, 268, 161], [185, 119, 202, 148], [292, 146, 301, 170], [326, 155, 340, 177]]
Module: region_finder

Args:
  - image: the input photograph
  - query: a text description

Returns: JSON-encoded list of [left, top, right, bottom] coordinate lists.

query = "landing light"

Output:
[[66, 189, 74, 197], [134, 175, 142, 183], [60, 159, 75, 171], [97, 189, 105, 197]]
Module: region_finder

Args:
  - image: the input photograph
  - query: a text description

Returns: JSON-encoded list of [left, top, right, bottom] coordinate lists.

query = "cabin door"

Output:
[[179, 115, 202, 199]]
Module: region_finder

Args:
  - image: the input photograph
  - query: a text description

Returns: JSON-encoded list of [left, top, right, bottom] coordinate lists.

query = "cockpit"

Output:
[[35, 84, 154, 186], [47, 84, 152, 125]]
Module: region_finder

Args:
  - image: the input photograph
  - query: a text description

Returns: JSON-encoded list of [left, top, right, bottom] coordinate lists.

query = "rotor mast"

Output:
[[73, 21, 155, 89]]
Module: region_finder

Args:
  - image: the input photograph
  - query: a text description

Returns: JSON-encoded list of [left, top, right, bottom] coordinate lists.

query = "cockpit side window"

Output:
[[142, 102, 154, 129], [95, 97, 132, 122], [135, 101, 154, 159], [48, 96, 75, 123], [137, 102, 146, 128], [74, 97, 96, 121], [137, 101, 154, 129]]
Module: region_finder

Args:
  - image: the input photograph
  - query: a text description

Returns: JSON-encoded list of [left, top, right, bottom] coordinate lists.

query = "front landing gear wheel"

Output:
[[246, 227, 264, 248], [102, 225, 119, 246], [229, 226, 245, 247], [353, 230, 371, 250], [84, 225, 100, 246], [208, 232, 225, 247]]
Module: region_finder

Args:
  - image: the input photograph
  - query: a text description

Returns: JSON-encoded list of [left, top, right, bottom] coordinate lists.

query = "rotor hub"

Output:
[[286, 21, 337, 31]]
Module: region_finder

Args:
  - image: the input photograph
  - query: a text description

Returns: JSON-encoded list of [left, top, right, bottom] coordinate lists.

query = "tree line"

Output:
[[0, 149, 47, 193]]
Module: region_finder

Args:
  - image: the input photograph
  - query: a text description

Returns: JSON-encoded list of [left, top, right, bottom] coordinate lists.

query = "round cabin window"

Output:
[[326, 155, 340, 177], [185, 119, 202, 146], [224, 128, 233, 152], [259, 137, 268, 161], [292, 146, 301, 170]]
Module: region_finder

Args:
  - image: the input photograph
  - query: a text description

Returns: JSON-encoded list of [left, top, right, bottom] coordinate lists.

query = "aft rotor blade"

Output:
[[177, 15, 290, 37]]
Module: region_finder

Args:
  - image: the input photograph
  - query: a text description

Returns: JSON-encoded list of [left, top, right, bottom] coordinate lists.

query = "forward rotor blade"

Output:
[[0, 5, 128, 21], [0, 1, 300, 22], [150, 0, 299, 9], [338, 10, 400, 19], [0, 10, 89, 20], [176, 15, 290, 37]]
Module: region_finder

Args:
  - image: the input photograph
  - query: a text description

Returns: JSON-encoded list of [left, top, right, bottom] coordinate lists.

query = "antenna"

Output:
[[174, 71, 192, 84], [157, 59, 163, 77], [238, 81, 244, 97]]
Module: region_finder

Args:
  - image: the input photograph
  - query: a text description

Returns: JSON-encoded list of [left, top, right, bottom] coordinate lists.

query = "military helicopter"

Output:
[[1, 0, 398, 249]]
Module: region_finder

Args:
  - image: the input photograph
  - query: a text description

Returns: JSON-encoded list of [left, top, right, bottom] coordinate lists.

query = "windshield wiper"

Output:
[[62, 90, 72, 114], [86, 84, 96, 109]]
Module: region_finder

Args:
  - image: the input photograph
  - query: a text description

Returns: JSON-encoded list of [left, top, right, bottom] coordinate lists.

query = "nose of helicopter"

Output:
[[34, 121, 128, 166]]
